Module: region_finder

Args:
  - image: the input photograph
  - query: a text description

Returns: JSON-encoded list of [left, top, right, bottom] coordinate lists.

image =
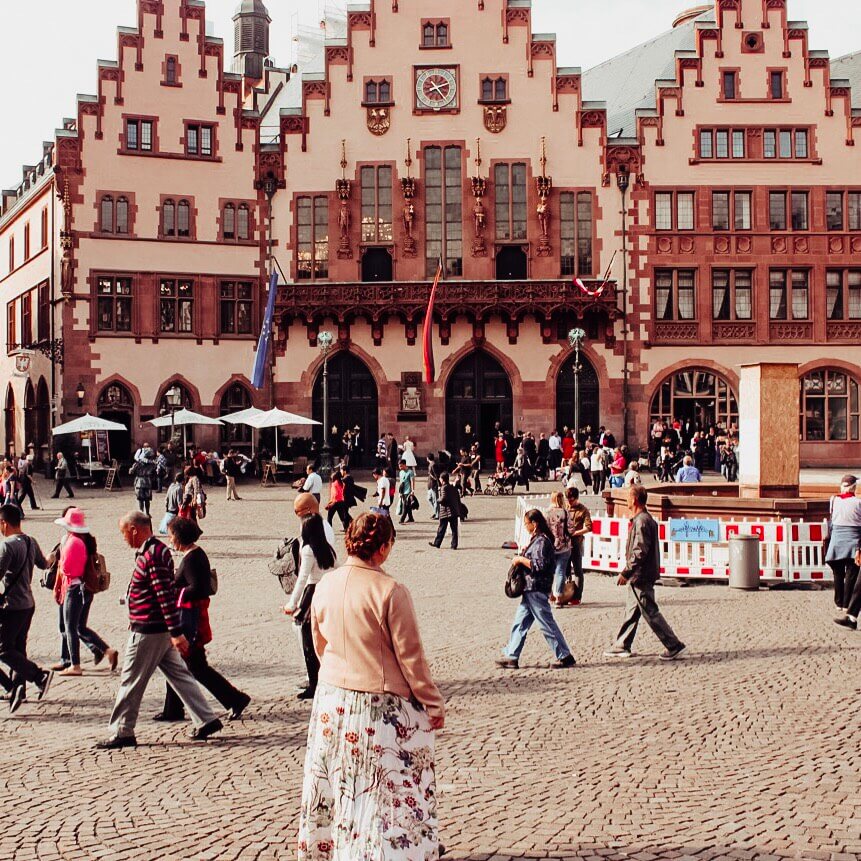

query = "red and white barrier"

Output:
[[511, 496, 831, 585]]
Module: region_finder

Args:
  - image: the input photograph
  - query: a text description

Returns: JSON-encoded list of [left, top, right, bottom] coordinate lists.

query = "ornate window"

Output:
[[560, 192, 593, 276], [655, 269, 696, 321], [219, 281, 254, 335], [220, 383, 253, 448], [96, 276, 133, 332], [185, 123, 214, 158], [480, 76, 508, 103], [125, 118, 154, 152], [360, 166, 393, 243], [296, 196, 329, 281], [98, 382, 134, 413], [801, 369, 860, 442], [769, 269, 809, 320], [827, 270, 861, 320], [494, 162, 527, 242], [425, 146, 463, 277], [654, 192, 695, 231], [159, 279, 194, 334], [712, 270, 753, 321], [650, 369, 738, 432], [364, 79, 392, 104]]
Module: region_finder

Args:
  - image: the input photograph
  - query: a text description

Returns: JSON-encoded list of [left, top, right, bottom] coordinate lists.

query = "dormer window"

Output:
[[421, 19, 450, 48]]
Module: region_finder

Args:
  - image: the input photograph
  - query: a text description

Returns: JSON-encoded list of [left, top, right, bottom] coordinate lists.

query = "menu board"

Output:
[[94, 430, 111, 463]]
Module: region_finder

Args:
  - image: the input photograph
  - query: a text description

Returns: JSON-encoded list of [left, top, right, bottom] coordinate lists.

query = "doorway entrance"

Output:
[[312, 352, 379, 464], [445, 350, 513, 458], [556, 353, 600, 436], [97, 382, 135, 463]]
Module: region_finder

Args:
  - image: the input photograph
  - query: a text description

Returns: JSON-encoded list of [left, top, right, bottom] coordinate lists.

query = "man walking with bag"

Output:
[[0, 504, 54, 713], [96, 511, 223, 748], [429, 472, 460, 550], [604, 486, 686, 660]]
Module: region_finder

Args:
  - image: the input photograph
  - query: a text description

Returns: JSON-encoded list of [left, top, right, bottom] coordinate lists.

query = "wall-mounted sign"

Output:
[[668, 518, 721, 543]]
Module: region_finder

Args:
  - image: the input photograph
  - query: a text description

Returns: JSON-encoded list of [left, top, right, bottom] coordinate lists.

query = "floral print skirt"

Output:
[[297, 684, 439, 861]]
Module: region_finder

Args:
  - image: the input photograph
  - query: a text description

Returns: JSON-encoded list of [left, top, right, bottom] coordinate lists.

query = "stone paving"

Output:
[[0, 475, 858, 861]]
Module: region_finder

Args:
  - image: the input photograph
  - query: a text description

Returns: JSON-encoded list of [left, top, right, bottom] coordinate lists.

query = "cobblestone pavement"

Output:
[[1, 477, 858, 861]]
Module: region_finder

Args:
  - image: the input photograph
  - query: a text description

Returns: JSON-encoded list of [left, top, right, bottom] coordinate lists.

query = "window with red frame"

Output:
[[21, 293, 32, 346], [40, 208, 48, 248], [125, 118, 154, 152], [7, 300, 17, 350], [37, 282, 49, 342], [764, 128, 809, 159], [421, 19, 449, 47], [186, 124, 214, 158]]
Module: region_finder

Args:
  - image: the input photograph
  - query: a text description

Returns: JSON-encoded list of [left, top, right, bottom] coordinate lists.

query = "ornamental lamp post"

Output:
[[317, 330, 334, 479], [165, 383, 183, 453], [567, 327, 586, 441]]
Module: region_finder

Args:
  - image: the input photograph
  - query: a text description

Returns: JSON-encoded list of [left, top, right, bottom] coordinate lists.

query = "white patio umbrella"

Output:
[[52, 413, 128, 436], [148, 409, 223, 455], [243, 408, 320, 462], [219, 407, 265, 455]]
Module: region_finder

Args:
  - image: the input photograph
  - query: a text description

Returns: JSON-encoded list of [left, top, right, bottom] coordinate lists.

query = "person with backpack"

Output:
[[545, 491, 573, 605], [130, 448, 157, 516], [50, 508, 118, 676], [284, 513, 337, 700]]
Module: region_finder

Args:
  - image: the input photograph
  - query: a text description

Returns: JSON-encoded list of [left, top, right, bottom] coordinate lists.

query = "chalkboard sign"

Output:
[[94, 430, 110, 463], [669, 519, 721, 543]]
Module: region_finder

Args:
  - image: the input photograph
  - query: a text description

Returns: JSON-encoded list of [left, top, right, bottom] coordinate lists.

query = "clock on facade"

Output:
[[415, 67, 458, 111]]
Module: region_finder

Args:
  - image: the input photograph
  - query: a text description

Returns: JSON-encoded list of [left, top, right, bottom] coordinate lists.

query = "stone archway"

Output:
[[445, 350, 513, 456], [556, 353, 600, 436]]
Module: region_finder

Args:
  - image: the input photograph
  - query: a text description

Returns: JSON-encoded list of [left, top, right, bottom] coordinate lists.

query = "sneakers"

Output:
[[494, 657, 519, 670], [603, 646, 633, 658], [189, 718, 224, 741], [660, 643, 687, 661], [550, 655, 577, 669], [95, 735, 137, 750], [834, 616, 858, 630], [9, 685, 25, 714], [36, 670, 54, 701]]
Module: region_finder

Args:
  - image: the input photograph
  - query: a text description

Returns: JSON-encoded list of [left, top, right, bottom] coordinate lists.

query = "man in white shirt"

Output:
[[301, 465, 323, 502], [548, 431, 562, 471], [372, 467, 391, 512]]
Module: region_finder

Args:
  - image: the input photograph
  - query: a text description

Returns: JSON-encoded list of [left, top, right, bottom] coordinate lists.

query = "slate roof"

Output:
[[580, 10, 714, 140], [832, 51, 861, 109]]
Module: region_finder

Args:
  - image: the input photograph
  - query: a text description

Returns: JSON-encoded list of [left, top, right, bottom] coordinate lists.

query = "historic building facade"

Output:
[[1, 0, 859, 466]]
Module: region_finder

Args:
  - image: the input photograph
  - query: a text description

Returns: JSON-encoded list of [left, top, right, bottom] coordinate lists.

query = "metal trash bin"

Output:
[[729, 534, 760, 590]]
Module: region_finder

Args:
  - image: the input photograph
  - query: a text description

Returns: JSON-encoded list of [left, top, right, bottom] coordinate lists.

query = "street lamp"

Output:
[[616, 166, 630, 446], [75, 381, 86, 408], [567, 327, 586, 441], [164, 383, 183, 454], [317, 331, 334, 479]]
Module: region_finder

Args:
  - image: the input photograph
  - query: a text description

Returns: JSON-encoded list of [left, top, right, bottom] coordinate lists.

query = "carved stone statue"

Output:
[[338, 202, 351, 235], [403, 202, 415, 239], [474, 199, 486, 236], [537, 199, 550, 238]]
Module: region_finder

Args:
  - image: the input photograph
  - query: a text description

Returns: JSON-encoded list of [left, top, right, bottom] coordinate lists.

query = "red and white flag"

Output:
[[422, 257, 444, 384], [575, 250, 617, 297]]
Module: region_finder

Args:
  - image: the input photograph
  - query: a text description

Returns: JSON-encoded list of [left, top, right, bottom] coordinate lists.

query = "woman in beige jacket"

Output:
[[297, 512, 444, 860]]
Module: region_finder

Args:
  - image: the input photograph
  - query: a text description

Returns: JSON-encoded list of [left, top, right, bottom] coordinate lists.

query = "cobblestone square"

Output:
[[0, 478, 857, 861]]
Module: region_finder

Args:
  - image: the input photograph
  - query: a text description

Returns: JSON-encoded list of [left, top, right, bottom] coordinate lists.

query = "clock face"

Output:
[[415, 67, 458, 111]]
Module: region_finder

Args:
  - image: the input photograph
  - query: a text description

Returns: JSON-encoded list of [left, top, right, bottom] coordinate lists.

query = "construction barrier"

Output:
[[511, 495, 832, 585]]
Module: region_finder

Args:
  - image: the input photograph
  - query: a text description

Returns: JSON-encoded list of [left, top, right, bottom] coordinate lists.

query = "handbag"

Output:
[[40, 543, 61, 591], [292, 582, 316, 627], [268, 537, 300, 595], [209, 566, 218, 596], [504, 562, 528, 599], [409, 493, 420, 512]]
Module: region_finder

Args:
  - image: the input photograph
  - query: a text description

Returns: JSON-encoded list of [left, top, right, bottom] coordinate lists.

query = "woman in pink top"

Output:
[[298, 512, 444, 860], [51, 508, 117, 676]]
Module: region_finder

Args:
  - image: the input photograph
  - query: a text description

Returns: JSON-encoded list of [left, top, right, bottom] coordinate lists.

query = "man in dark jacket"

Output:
[[0, 504, 53, 713], [96, 510, 223, 748], [604, 485, 686, 660], [51, 451, 75, 499], [428, 472, 460, 550]]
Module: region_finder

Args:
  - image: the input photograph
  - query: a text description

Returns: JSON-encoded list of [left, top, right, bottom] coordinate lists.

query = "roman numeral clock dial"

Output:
[[415, 67, 458, 112]]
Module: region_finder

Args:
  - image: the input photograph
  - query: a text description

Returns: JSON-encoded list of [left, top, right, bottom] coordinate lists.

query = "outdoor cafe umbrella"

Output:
[[148, 409, 223, 455], [52, 413, 128, 436], [242, 408, 320, 463], [219, 406, 265, 456]]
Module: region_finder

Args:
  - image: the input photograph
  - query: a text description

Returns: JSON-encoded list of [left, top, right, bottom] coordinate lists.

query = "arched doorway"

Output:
[[312, 352, 379, 461], [445, 350, 513, 457], [157, 382, 194, 447], [35, 377, 50, 464], [220, 382, 253, 452], [650, 367, 738, 439], [23, 380, 36, 454], [97, 382, 135, 462], [4, 385, 16, 456], [557, 354, 600, 436]]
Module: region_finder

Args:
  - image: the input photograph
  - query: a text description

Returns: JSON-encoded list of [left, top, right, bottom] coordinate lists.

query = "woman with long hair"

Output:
[[496, 508, 576, 670], [298, 512, 444, 860], [285, 512, 337, 700], [325, 468, 352, 532], [51, 508, 118, 676], [156, 516, 250, 722]]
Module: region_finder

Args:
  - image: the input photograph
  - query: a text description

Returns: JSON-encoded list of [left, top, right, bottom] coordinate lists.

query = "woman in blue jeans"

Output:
[[496, 509, 576, 670]]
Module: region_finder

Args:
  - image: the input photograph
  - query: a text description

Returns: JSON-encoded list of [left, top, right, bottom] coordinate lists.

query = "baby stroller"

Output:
[[485, 468, 516, 496], [534, 454, 550, 481]]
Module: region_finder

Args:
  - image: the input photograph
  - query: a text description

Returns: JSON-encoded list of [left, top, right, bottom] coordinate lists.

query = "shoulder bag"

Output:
[[83, 552, 112, 594], [504, 561, 528, 599]]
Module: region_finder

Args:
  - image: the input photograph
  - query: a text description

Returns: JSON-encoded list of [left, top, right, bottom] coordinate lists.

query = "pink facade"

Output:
[[1, 0, 859, 465]]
